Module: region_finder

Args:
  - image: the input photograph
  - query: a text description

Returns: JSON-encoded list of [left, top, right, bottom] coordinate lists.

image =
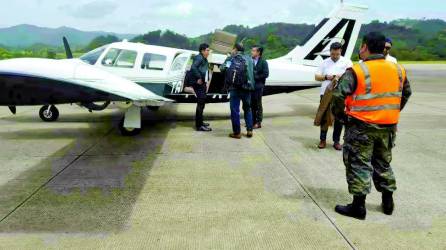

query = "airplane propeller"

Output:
[[8, 106, 16, 115], [63, 36, 73, 59]]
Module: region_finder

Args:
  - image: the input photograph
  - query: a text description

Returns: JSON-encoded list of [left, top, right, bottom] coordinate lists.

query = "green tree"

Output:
[[263, 33, 288, 58], [0, 48, 12, 59], [242, 37, 259, 51], [161, 30, 190, 49], [131, 30, 162, 45], [131, 30, 193, 50], [426, 30, 446, 59], [84, 35, 119, 52], [47, 50, 57, 59]]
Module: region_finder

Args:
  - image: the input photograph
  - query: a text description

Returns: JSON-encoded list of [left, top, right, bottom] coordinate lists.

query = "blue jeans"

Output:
[[230, 89, 253, 134]]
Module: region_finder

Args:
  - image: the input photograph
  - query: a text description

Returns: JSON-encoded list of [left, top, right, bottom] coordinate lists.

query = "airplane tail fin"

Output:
[[284, 3, 368, 66]]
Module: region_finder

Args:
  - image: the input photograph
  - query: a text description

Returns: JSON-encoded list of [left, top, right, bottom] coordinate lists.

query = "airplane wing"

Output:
[[0, 58, 171, 106]]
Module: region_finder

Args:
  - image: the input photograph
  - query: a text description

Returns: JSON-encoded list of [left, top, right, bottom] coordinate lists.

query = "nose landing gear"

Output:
[[118, 118, 142, 136], [39, 105, 59, 122], [118, 105, 142, 136]]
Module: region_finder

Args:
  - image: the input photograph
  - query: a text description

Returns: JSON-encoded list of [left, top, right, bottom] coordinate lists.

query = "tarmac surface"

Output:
[[0, 64, 445, 249]]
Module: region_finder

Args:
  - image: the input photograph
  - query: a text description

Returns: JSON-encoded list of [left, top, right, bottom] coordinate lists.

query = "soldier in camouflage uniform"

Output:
[[331, 32, 412, 220]]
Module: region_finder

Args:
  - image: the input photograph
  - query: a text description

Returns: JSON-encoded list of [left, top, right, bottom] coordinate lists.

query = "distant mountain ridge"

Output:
[[0, 24, 136, 48], [1, 18, 445, 61]]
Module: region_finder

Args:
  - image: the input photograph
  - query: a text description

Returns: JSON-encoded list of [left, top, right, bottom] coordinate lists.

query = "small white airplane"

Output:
[[0, 3, 367, 136]]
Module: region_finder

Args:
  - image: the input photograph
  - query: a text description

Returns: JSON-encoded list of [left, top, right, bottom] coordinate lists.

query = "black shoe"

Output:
[[203, 122, 210, 127], [335, 195, 366, 220], [196, 126, 212, 132], [382, 192, 394, 215], [246, 130, 253, 138]]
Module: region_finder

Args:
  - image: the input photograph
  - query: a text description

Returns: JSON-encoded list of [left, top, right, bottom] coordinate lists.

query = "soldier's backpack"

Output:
[[225, 55, 247, 88]]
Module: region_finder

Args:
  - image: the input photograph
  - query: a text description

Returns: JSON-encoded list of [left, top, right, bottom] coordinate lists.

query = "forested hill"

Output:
[[359, 19, 446, 60], [0, 24, 135, 48], [1, 19, 445, 61], [128, 18, 446, 60]]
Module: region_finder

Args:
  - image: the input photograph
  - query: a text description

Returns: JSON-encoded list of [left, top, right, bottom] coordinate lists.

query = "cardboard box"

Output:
[[210, 30, 237, 54]]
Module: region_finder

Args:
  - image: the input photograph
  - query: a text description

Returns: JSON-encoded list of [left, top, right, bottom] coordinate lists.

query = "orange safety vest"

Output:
[[346, 59, 406, 125]]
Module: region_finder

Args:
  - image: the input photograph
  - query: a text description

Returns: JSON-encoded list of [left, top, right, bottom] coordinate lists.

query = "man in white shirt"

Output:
[[315, 42, 353, 150], [384, 38, 397, 63]]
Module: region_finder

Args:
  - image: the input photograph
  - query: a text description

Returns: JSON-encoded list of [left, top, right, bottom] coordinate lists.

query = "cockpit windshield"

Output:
[[80, 46, 107, 65]]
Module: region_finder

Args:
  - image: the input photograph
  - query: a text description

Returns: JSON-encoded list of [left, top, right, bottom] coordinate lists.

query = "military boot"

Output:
[[382, 191, 394, 215], [335, 195, 366, 220]]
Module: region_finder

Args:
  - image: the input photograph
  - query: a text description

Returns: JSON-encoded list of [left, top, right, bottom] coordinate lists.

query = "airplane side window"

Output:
[[115, 50, 137, 68], [101, 49, 137, 68], [102, 48, 121, 66], [141, 53, 167, 71]]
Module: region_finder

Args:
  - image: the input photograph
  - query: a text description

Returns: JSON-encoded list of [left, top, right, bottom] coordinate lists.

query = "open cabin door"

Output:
[[167, 52, 193, 95], [167, 30, 238, 103]]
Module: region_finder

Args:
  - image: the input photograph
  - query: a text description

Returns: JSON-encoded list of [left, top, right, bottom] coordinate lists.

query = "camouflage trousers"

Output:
[[343, 119, 397, 195]]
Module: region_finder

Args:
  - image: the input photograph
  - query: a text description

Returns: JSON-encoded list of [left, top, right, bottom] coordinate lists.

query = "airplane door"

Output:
[[168, 52, 193, 94]]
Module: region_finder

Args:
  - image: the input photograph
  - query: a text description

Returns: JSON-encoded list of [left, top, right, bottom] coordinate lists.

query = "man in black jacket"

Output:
[[190, 43, 211, 132], [250, 46, 269, 129]]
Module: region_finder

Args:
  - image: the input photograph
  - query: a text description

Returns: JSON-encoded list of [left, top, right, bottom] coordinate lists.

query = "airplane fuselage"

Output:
[[81, 41, 321, 104]]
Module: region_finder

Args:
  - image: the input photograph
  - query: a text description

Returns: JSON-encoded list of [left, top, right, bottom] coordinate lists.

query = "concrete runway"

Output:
[[0, 64, 444, 249]]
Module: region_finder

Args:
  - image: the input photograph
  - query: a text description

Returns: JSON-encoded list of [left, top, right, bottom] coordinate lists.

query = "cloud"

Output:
[[60, 1, 118, 19], [143, 1, 196, 18], [3, 0, 443, 37]]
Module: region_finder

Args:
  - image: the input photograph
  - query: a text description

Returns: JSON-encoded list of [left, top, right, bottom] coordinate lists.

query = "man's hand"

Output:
[[197, 79, 203, 85], [335, 74, 343, 81], [332, 75, 342, 88]]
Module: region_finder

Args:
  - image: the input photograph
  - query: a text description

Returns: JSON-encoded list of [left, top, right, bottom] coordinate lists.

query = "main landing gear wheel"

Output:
[[39, 105, 59, 122], [118, 118, 141, 136]]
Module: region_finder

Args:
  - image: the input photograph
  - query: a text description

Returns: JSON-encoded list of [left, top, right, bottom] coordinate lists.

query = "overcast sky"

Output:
[[0, 0, 445, 36]]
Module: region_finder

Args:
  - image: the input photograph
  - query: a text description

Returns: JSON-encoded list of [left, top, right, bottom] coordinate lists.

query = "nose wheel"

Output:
[[118, 105, 142, 136], [39, 105, 59, 122], [118, 118, 141, 136]]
